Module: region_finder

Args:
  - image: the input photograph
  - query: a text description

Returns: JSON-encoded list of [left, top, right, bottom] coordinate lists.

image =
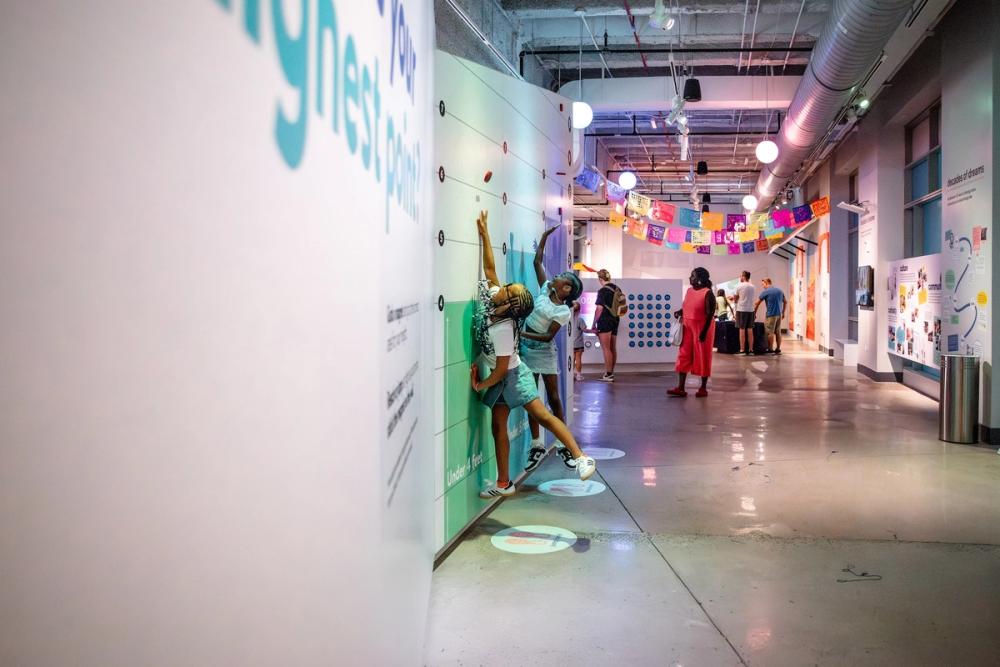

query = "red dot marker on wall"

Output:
[[484, 170, 493, 183]]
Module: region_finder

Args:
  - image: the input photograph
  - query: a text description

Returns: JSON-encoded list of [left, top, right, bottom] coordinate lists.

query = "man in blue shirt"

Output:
[[754, 278, 787, 354]]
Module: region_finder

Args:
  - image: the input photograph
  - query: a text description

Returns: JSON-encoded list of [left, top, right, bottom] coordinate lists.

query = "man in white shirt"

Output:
[[730, 270, 757, 355]]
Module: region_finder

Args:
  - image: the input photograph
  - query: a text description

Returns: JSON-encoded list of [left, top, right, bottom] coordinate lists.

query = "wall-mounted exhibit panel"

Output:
[[580, 279, 683, 365], [432, 51, 574, 552]]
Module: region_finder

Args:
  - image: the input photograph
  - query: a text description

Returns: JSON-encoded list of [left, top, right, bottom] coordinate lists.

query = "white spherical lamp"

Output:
[[755, 139, 779, 164], [618, 171, 637, 190], [742, 194, 759, 211], [572, 101, 594, 130]]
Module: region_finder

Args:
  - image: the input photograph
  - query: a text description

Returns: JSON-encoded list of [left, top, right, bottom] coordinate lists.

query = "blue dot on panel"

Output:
[[628, 294, 635, 300], [638, 341, 645, 348], [665, 304, 671, 311], [637, 294, 644, 301], [656, 323, 662, 329], [629, 341, 636, 348], [655, 294, 662, 301], [638, 303, 644, 310], [656, 332, 663, 338], [629, 322, 635, 329], [646, 293, 653, 300], [665, 295, 671, 301], [629, 331, 635, 338], [656, 304, 662, 310], [656, 314, 662, 320]]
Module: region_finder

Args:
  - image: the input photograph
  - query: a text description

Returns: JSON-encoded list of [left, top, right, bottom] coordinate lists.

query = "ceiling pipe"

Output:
[[751, 0, 912, 210]]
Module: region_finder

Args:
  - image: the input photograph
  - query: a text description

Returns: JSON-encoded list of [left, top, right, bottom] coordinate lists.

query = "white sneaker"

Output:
[[557, 446, 577, 469], [479, 481, 516, 498], [574, 371, 584, 382], [524, 446, 546, 472], [575, 456, 597, 481]]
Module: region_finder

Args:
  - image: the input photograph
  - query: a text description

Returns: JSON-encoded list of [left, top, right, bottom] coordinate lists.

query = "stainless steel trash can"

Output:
[[939, 354, 979, 444]]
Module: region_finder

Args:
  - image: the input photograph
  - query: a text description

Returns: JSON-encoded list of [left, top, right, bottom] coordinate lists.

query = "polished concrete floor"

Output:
[[425, 343, 1000, 666]]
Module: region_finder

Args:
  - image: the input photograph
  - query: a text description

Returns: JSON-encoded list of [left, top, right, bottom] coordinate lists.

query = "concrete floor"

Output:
[[425, 343, 1000, 666]]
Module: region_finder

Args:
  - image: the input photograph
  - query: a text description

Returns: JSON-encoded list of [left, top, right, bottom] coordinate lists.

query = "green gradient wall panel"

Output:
[[433, 50, 574, 551]]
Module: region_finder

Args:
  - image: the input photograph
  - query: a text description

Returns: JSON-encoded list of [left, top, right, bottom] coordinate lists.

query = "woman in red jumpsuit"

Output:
[[668, 267, 717, 398]]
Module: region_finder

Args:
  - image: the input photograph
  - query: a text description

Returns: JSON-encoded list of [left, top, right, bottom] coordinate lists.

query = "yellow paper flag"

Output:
[[609, 211, 626, 228], [700, 211, 724, 230]]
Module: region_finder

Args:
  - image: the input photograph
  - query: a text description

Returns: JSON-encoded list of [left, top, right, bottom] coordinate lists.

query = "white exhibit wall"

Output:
[[939, 0, 996, 428], [0, 2, 434, 665], [432, 51, 574, 551]]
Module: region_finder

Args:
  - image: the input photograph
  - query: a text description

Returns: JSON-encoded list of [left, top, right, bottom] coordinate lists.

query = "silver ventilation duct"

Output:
[[753, 0, 913, 209]]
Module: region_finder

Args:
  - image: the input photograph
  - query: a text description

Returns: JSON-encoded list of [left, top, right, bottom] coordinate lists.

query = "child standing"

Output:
[[471, 211, 596, 498]]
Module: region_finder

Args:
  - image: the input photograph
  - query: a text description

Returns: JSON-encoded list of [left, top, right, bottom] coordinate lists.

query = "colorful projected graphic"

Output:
[[583, 447, 626, 460], [537, 479, 607, 497], [491, 525, 578, 554]]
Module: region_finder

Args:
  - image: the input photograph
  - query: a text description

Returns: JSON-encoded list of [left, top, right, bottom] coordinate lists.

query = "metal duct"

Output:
[[753, 0, 912, 209]]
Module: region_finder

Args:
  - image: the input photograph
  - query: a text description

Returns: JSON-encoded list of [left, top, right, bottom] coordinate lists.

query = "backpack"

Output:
[[608, 283, 629, 318]]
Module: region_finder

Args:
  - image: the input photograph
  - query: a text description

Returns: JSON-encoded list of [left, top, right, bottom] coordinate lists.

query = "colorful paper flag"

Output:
[[738, 231, 757, 243], [646, 223, 666, 246], [724, 231, 737, 244], [680, 243, 696, 253], [700, 211, 725, 230], [629, 220, 648, 240], [678, 207, 702, 229], [650, 200, 676, 224], [712, 230, 725, 245], [667, 227, 687, 244], [810, 196, 831, 217], [726, 213, 747, 231], [772, 209, 792, 228], [728, 243, 742, 255], [691, 230, 712, 245], [627, 191, 653, 216], [712, 244, 728, 256], [609, 211, 626, 228], [755, 238, 770, 252], [573, 166, 601, 193], [742, 241, 756, 254], [749, 212, 770, 228], [606, 182, 627, 204], [664, 241, 680, 250], [697, 245, 711, 255], [792, 204, 813, 224]]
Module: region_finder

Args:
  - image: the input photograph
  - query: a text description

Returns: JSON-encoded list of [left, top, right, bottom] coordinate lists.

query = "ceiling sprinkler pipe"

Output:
[[751, 0, 912, 210]]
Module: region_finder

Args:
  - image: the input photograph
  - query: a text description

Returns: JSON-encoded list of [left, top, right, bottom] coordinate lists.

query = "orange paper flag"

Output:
[[700, 211, 725, 230]]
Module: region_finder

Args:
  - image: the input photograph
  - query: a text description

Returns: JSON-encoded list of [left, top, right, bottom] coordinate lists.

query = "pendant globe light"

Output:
[[618, 171, 637, 190], [742, 194, 759, 211], [755, 67, 779, 164]]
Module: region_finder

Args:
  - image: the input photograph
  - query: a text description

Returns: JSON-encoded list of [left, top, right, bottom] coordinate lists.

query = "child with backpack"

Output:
[[470, 211, 596, 498], [589, 269, 628, 382]]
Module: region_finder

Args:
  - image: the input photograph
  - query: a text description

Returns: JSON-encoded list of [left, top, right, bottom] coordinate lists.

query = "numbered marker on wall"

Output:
[[491, 525, 577, 555]]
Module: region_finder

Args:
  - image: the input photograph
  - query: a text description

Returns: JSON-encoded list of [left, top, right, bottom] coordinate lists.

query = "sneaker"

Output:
[[524, 446, 546, 472], [479, 481, 515, 498], [574, 371, 584, 382], [600, 373, 615, 382], [774, 348, 782, 355], [667, 387, 688, 398], [575, 456, 597, 481], [557, 446, 577, 469]]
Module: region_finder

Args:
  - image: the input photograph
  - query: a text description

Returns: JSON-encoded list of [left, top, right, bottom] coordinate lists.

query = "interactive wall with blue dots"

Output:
[[579, 278, 683, 365]]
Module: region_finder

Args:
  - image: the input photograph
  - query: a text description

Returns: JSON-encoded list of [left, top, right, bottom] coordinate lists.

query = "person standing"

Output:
[[571, 301, 586, 382], [668, 267, 717, 398], [716, 288, 734, 321], [730, 270, 757, 355], [590, 269, 621, 382], [754, 278, 787, 354]]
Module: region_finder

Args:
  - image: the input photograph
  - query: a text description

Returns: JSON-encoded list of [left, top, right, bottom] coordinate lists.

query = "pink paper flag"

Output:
[[667, 227, 687, 244], [772, 209, 792, 228], [728, 243, 742, 255], [650, 200, 676, 224], [712, 230, 725, 245]]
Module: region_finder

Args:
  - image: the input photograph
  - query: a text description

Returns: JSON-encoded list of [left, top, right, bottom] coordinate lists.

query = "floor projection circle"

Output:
[[537, 479, 607, 497], [584, 447, 626, 460], [491, 525, 578, 554]]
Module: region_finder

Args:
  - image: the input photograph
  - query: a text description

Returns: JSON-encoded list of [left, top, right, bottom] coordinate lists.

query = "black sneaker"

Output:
[[524, 446, 546, 472], [557, 446, 578, 469], [774, 348, 782, 355], [600, 373, 615, 382]]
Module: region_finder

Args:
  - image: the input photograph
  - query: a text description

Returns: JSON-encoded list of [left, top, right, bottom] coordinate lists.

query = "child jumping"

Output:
[[470, 211, 596, 498], [520, 225, 584, 474]]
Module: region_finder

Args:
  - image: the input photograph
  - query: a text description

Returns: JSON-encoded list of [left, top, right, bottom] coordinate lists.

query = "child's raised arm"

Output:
[[476, 211, 500, 286]]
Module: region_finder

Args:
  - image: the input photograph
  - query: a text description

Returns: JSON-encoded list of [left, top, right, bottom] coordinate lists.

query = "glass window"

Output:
[[904, 102, 942, 258]]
